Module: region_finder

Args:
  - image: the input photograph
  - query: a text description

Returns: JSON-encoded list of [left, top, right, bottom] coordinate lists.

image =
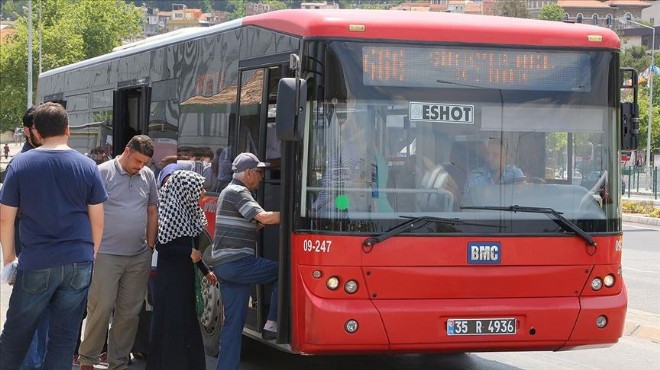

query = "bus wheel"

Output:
[[199, 275, 222, 357]]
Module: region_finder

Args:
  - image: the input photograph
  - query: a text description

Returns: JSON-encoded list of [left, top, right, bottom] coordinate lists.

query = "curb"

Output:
[[622, 213, 660, 226], [624, 309, 660, 343]]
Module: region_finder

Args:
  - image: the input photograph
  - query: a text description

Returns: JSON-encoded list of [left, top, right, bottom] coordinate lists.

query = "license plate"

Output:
[[447, 318, 516, 336]]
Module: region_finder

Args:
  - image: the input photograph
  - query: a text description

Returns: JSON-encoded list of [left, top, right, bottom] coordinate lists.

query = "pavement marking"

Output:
[[623, 222, 660, 231], [625, 267, 659, 274]]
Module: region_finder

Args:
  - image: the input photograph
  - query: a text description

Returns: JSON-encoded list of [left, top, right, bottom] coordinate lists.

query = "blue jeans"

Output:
[[18, 310, 49, 370], [214, 256, 278, 370], [0, 261, 92, 370]]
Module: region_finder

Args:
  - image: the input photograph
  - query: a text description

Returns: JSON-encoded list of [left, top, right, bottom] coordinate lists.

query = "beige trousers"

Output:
[[78, 250, 151, 370]]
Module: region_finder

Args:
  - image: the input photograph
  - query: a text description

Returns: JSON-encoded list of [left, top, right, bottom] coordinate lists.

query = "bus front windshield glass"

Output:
[[300, 41, 619, 234]]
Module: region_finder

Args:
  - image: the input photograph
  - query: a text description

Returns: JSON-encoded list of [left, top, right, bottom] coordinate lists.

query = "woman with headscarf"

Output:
[[147, 170, 217, 370]]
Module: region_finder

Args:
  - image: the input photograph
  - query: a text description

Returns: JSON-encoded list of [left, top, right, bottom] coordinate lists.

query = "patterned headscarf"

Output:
[[157, 170, 208, 245]]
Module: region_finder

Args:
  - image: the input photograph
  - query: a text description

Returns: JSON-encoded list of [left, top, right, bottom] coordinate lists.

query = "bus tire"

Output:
[[199, 275, 222, 357], [197, 230, 222, 357]]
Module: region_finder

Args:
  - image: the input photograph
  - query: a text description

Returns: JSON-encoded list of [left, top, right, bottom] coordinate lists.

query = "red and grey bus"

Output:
[[37, 9, 638, 356]]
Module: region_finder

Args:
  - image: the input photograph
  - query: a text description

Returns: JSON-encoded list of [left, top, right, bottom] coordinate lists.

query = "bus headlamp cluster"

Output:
[[319, 274, 359, 294], [591, 274, 616, 291], [344, 280, 358, 294], [326, 276, 340, 290]]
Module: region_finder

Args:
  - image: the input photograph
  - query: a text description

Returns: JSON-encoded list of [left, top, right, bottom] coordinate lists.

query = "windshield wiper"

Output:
[[460, 205, 597, 248], [361, 216, 494, 252]]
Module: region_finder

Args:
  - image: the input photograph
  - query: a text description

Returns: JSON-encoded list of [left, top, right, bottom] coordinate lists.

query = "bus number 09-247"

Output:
[[302, 239, 332, 253]]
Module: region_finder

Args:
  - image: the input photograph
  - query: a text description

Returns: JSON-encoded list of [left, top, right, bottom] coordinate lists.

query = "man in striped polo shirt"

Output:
[[211, 152, 280, 370]]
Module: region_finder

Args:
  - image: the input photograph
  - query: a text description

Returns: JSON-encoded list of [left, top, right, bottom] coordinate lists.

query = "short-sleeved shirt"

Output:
[[466, 164, 525, 188], [98, 158, 158, 256], [211, 179, 264, 265], [0, 148, 108, 271], [10, 140, 36, 256]]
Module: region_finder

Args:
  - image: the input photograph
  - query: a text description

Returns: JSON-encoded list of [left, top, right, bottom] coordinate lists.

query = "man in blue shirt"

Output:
[[466, 139, 525, 189], [12, 105, 49, 370], [0, 102, 107, 370]]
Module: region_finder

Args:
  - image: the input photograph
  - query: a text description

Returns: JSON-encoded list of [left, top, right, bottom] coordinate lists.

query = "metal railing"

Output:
[[623, 166, 658, 199]]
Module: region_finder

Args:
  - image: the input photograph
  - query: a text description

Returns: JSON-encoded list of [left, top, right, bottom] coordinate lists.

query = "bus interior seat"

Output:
[[387, 155, 417, 212], [417, 166, 455, 212]]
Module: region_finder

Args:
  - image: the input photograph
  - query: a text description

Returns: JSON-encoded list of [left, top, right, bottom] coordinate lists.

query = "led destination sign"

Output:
[[362, 46, 591, 92]]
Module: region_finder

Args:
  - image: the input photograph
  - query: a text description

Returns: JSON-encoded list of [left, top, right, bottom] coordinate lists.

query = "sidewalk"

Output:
[[624, 309, 660, 343], [622, 189, 660, 226], [0, 141, 23, 171]]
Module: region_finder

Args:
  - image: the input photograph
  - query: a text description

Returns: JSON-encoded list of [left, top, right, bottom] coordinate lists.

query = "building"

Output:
[[246, 2, 273, 16], [558, 1, 652, 28], [642, 0, 660, 26], [301, 2, 340, 10], [619, 25, 658, 49], [0, 23, 16, 44], [141, 6, 167, 37], [167, 3, 203, 31]]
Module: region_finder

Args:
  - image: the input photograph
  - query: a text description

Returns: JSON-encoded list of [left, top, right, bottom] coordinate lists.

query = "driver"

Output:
[[466, 139, 524, 189]]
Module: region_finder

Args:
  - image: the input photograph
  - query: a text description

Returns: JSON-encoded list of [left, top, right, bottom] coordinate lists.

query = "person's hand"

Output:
[[191, 248, 202, 263], [3, 258, 15, 267], [205, 271, 218, 286]]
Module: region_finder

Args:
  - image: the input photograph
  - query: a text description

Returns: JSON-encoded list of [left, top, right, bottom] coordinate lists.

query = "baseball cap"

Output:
[[232, 152, 269, 172]]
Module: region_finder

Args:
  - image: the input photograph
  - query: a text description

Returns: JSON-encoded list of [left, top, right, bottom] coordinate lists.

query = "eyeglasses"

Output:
[[251, 168, 265, 177]]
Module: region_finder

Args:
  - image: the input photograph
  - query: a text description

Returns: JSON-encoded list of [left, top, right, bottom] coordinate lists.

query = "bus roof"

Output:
[[40, 19, 243, 78], [40, 9, 619, 78], [244, 9, 620, 49]]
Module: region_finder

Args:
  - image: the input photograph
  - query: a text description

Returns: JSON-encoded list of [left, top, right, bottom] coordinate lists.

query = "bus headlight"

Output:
[[591, 277, 603, 291], [603, 274, 615, 287], [344, 280, 358, 294], [326, 276, 340, 290], [596, 315, 608, 328]]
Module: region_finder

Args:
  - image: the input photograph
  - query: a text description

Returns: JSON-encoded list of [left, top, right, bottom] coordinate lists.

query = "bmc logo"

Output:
[[467, 242, 501, 264]]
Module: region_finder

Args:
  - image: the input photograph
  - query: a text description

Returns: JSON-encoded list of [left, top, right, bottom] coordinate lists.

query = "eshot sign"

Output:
[[409, 102, 475, 124]]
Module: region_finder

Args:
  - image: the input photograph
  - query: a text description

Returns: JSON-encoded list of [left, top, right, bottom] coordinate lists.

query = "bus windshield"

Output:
[[300, 41, 619, 234]]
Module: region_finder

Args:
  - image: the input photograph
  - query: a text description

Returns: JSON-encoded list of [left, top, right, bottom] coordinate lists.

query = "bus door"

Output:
[[236, 64, 290, 340], [112, 85, 151, 156]]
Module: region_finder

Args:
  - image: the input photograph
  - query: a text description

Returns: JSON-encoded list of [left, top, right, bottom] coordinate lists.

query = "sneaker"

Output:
[[262, 329, 277, 340], [99, 352, 109, 366], [132, 351, 146, 361]]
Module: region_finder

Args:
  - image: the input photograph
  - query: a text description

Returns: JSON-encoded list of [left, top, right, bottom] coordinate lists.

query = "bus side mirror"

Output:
[[620, 67, 639, 150], [276, 78, 307, 141], [621, 102, 639, 150]]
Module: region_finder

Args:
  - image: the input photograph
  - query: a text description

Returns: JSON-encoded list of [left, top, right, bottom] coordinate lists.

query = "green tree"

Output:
[[0, 0, 28, 21], [495, 0, 529, 18], [202, 0, 213, 12], [265, 1, 288, 11], [226, 0, 246, 20], [538, 4, 564, 21], [621, 45, 651, 74], [66, 0, 142, 58], [636, 79, 660, 155], [0, 0, 142, 133]]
